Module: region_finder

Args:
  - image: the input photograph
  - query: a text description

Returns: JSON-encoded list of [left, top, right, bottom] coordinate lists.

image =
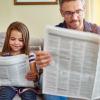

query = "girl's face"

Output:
[[9, 30, 24, 55]]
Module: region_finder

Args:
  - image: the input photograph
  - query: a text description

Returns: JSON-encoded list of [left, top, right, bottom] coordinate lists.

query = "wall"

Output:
[[0, 0, 62, 38], [85, 0, 100, 25], [0, 0, 100, 38], [93, 0, 100, 25]]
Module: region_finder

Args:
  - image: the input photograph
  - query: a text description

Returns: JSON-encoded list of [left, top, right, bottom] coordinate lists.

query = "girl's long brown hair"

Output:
[[2, 21, 29, 55]]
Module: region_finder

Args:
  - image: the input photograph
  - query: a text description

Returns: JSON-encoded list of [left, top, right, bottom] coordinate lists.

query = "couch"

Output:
[[0, 32, 43, 100]]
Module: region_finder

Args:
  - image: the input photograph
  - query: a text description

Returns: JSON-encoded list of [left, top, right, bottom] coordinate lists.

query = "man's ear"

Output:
[[60, 8, 64, 17], [83, 4, 86, 11], [83, 5, 86, 17]]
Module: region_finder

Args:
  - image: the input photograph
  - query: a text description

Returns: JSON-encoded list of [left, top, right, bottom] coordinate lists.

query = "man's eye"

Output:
[[76, 9, 83, 14], [76, 10, 80, 13], [65, 11, 71, 15]]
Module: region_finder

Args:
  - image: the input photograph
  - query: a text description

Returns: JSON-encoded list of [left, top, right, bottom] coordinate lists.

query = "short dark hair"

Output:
[[59, 0, 85, 6]]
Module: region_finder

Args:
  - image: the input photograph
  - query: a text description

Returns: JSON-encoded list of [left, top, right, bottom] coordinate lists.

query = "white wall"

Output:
[[0, 0, 62, 38], [85, 0, 100, 25], [92, 0, 100, 25], [1, 0, 99, 38]]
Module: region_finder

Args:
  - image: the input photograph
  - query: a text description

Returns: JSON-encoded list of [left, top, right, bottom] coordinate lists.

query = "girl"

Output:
[[0, 21, 38, 100]]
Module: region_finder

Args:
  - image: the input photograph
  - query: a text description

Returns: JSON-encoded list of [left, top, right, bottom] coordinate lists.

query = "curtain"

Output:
[[85, 0, 95, 22]]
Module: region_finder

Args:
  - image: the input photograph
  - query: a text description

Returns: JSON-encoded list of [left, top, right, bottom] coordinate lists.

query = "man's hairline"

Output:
[[59, 0, 85, 7]]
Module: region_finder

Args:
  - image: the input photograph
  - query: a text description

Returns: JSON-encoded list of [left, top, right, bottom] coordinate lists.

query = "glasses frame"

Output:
[[62, 9, 84, 17]]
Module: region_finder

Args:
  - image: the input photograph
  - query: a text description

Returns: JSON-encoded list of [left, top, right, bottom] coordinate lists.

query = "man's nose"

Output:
[[71, 13, 78, 20]]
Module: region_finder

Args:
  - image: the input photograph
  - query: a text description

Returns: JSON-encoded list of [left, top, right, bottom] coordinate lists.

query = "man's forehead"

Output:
[[61, 0, 84, 11]]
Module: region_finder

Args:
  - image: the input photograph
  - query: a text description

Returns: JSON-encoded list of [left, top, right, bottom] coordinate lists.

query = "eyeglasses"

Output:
[[62, 9, 83, 17]]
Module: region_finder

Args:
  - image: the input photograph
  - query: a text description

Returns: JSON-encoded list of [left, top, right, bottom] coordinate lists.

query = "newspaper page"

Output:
[[43, 26, 100, 100], [0, 54, 34, 87], [0, 32, 5, 51], [92, 46, 100, 100]]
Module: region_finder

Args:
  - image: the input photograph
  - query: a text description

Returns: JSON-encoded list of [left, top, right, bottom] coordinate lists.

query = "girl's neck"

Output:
[[10, 51, 22, 56]]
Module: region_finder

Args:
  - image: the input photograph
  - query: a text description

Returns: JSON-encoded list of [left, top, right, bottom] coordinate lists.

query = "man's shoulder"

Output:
[[56, 21, 66, 28], [84, 20, 100, 34]]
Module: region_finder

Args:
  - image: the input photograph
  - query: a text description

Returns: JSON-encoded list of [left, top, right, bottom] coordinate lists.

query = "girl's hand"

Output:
[[26, 71, 39, 82], [35, 51, 52, 68]]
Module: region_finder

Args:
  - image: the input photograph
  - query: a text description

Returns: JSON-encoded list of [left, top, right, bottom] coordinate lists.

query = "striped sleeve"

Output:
[[29, 52, 36, 63]]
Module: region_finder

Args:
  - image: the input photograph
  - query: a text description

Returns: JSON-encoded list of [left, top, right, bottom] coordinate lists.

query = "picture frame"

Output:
[[14, 0, 58, 5]]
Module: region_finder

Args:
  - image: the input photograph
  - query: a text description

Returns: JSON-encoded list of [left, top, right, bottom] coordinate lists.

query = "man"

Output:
[[36, 0, 100, 100]]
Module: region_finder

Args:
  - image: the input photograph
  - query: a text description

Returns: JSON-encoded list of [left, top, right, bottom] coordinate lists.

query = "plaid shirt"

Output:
[[56, 20, 100, 34]]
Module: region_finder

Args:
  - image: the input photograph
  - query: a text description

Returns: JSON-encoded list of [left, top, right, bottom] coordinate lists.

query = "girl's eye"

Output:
[[10, 38, 15, 41], [19, 39, 23, 42]]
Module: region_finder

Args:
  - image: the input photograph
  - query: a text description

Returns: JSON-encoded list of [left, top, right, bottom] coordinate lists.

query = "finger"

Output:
[[36, 59, 51, 68], [36, 51, 50, 59], [36, 53, 51, 63], [36, 59, 50, 65], [26, 75, 37, 80]]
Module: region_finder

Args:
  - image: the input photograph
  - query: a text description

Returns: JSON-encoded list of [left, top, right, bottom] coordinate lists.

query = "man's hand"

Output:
[[35, 51, 52, 68]]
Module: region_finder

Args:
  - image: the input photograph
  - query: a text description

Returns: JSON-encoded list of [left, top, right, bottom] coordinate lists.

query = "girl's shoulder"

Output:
[[29, 51, 36, 57], [1, 52, 11, 56]]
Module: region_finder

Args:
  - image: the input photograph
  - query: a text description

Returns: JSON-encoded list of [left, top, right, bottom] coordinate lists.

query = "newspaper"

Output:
[[0, 54, 34, 87], [43, 26, 100, 100]]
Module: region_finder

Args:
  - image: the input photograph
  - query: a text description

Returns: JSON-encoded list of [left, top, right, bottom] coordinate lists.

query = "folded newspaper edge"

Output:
[[0, 54, 34, 87], [45, 25, 100, 43]]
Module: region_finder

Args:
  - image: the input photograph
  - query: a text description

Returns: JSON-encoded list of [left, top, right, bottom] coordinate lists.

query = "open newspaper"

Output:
[[0, 54, 34, 87], [43, 26, 100, 100]]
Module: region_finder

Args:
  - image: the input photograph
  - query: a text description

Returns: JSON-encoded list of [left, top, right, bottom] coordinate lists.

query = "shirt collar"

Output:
[[62, 19, 92, 32]]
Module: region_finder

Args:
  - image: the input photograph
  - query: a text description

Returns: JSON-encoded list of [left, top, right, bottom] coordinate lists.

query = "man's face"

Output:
[[60, 0, 85, 30]]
